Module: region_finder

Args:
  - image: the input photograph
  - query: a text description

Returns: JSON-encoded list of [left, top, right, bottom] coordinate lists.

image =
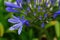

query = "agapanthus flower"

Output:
[[41, 22, 45, 28], [50, 0, 56, 5], [5, 0, 60, 29], [45, 2, 49, 7], [53, 10, 60, 19], [5, 0, 23, 12], [34, 4, 36, 8], [16, 0, 23, 7], [27, 0, 30, 3], [6, 7, 19, 12], [8, 15, 29, 35], [39, 16, 42, 20], [38, 6, 41, 12], [27, 7, 31, 12]]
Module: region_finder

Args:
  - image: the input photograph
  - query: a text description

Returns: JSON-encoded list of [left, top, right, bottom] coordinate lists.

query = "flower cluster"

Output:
[[8, 15, 29, 35], [5, 0, 60, 35]]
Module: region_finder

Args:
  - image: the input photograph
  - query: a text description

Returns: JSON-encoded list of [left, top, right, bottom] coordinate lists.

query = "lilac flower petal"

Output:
[[45, 2, 49, 7], [33, 12, 36, 16], [16, 0, 23, 8], [21, 19, 26, 24], [25, 21, 30, 26], [8, 16, 21, 23], [27, 0, 30, 3], [18, 26, 23, 35], [44, 14, 48, 19], [41, 22, 45, 28], [50, 0, 56, 5], [38, 6, 40, 12], [16, 0, 23, 4], [34, 0, 36, 3], [42, 9, 45, 12], [27, 7, 30, 12], [5, 2, 20, 8], [53, 14, 57, 19], [39, 16, 42, 20], [8, 18, 20, 23], [21, 16, 25, 19], [13, 16, 20, 20], [6, 7, 18, 12], [38, 6, 40, 9], [9, 23, 21, 30], [55, 10, 60, 14], [34, 4, 36, 8], [8, 15, 29, 35], [20, 16, 26, 23], [24, 12, 27, 15], [53, 10, 60, 18]]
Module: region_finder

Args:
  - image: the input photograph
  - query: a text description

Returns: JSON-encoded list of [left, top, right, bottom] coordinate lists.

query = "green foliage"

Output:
[[55, 21, 60, 37], [0, 23, 4, 37]]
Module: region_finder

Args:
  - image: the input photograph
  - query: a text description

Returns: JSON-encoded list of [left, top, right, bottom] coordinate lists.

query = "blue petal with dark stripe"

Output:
[[5, 2, 20, 8], [53, 10, 60, 18], [16, 0, 23, 8], [6, 7, 18, 12]]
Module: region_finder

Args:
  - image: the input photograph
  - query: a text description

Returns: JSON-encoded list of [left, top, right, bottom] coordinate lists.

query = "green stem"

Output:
[[44, 30, 53, 40]]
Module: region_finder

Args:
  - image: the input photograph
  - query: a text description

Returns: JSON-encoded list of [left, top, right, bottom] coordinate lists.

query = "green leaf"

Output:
[[0, 23, 4, 37], [57, 37, 60, 40], [29, 29, 33, 40], [55, 21, 60, 37], [45, 21, 56, 29], [0, 0, 4, 7]]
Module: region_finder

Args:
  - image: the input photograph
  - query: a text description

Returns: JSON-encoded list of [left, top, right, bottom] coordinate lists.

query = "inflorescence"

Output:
[[5, 0, 60, 35]]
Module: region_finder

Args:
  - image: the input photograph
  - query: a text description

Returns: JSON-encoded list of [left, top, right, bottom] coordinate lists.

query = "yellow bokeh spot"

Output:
[[50, 21, 56, 25]]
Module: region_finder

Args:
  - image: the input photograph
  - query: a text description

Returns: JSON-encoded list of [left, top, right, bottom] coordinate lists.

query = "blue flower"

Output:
[[5, 0, 23, 12], [27, 0, 30, 3], [8, 15, 29, 35], [27, 7, 30, 12], [5, 2, 20, 8], [41, 22, 45, 28], [39, 16, 42, 20], [16, 0, 23, 8], [6, 7, 18, 12], [33, 12, 36, 16], [38, 6, 41, 12], [53, 10, 60, 19], [39, 14, 48, 28], [34, 4, 36, 8], [39, 14, 48, 20], [45, 2, 49, 7], [44, 13, 48, 19], [34, 0, 36, 3], [50, 0, 56, 5]]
